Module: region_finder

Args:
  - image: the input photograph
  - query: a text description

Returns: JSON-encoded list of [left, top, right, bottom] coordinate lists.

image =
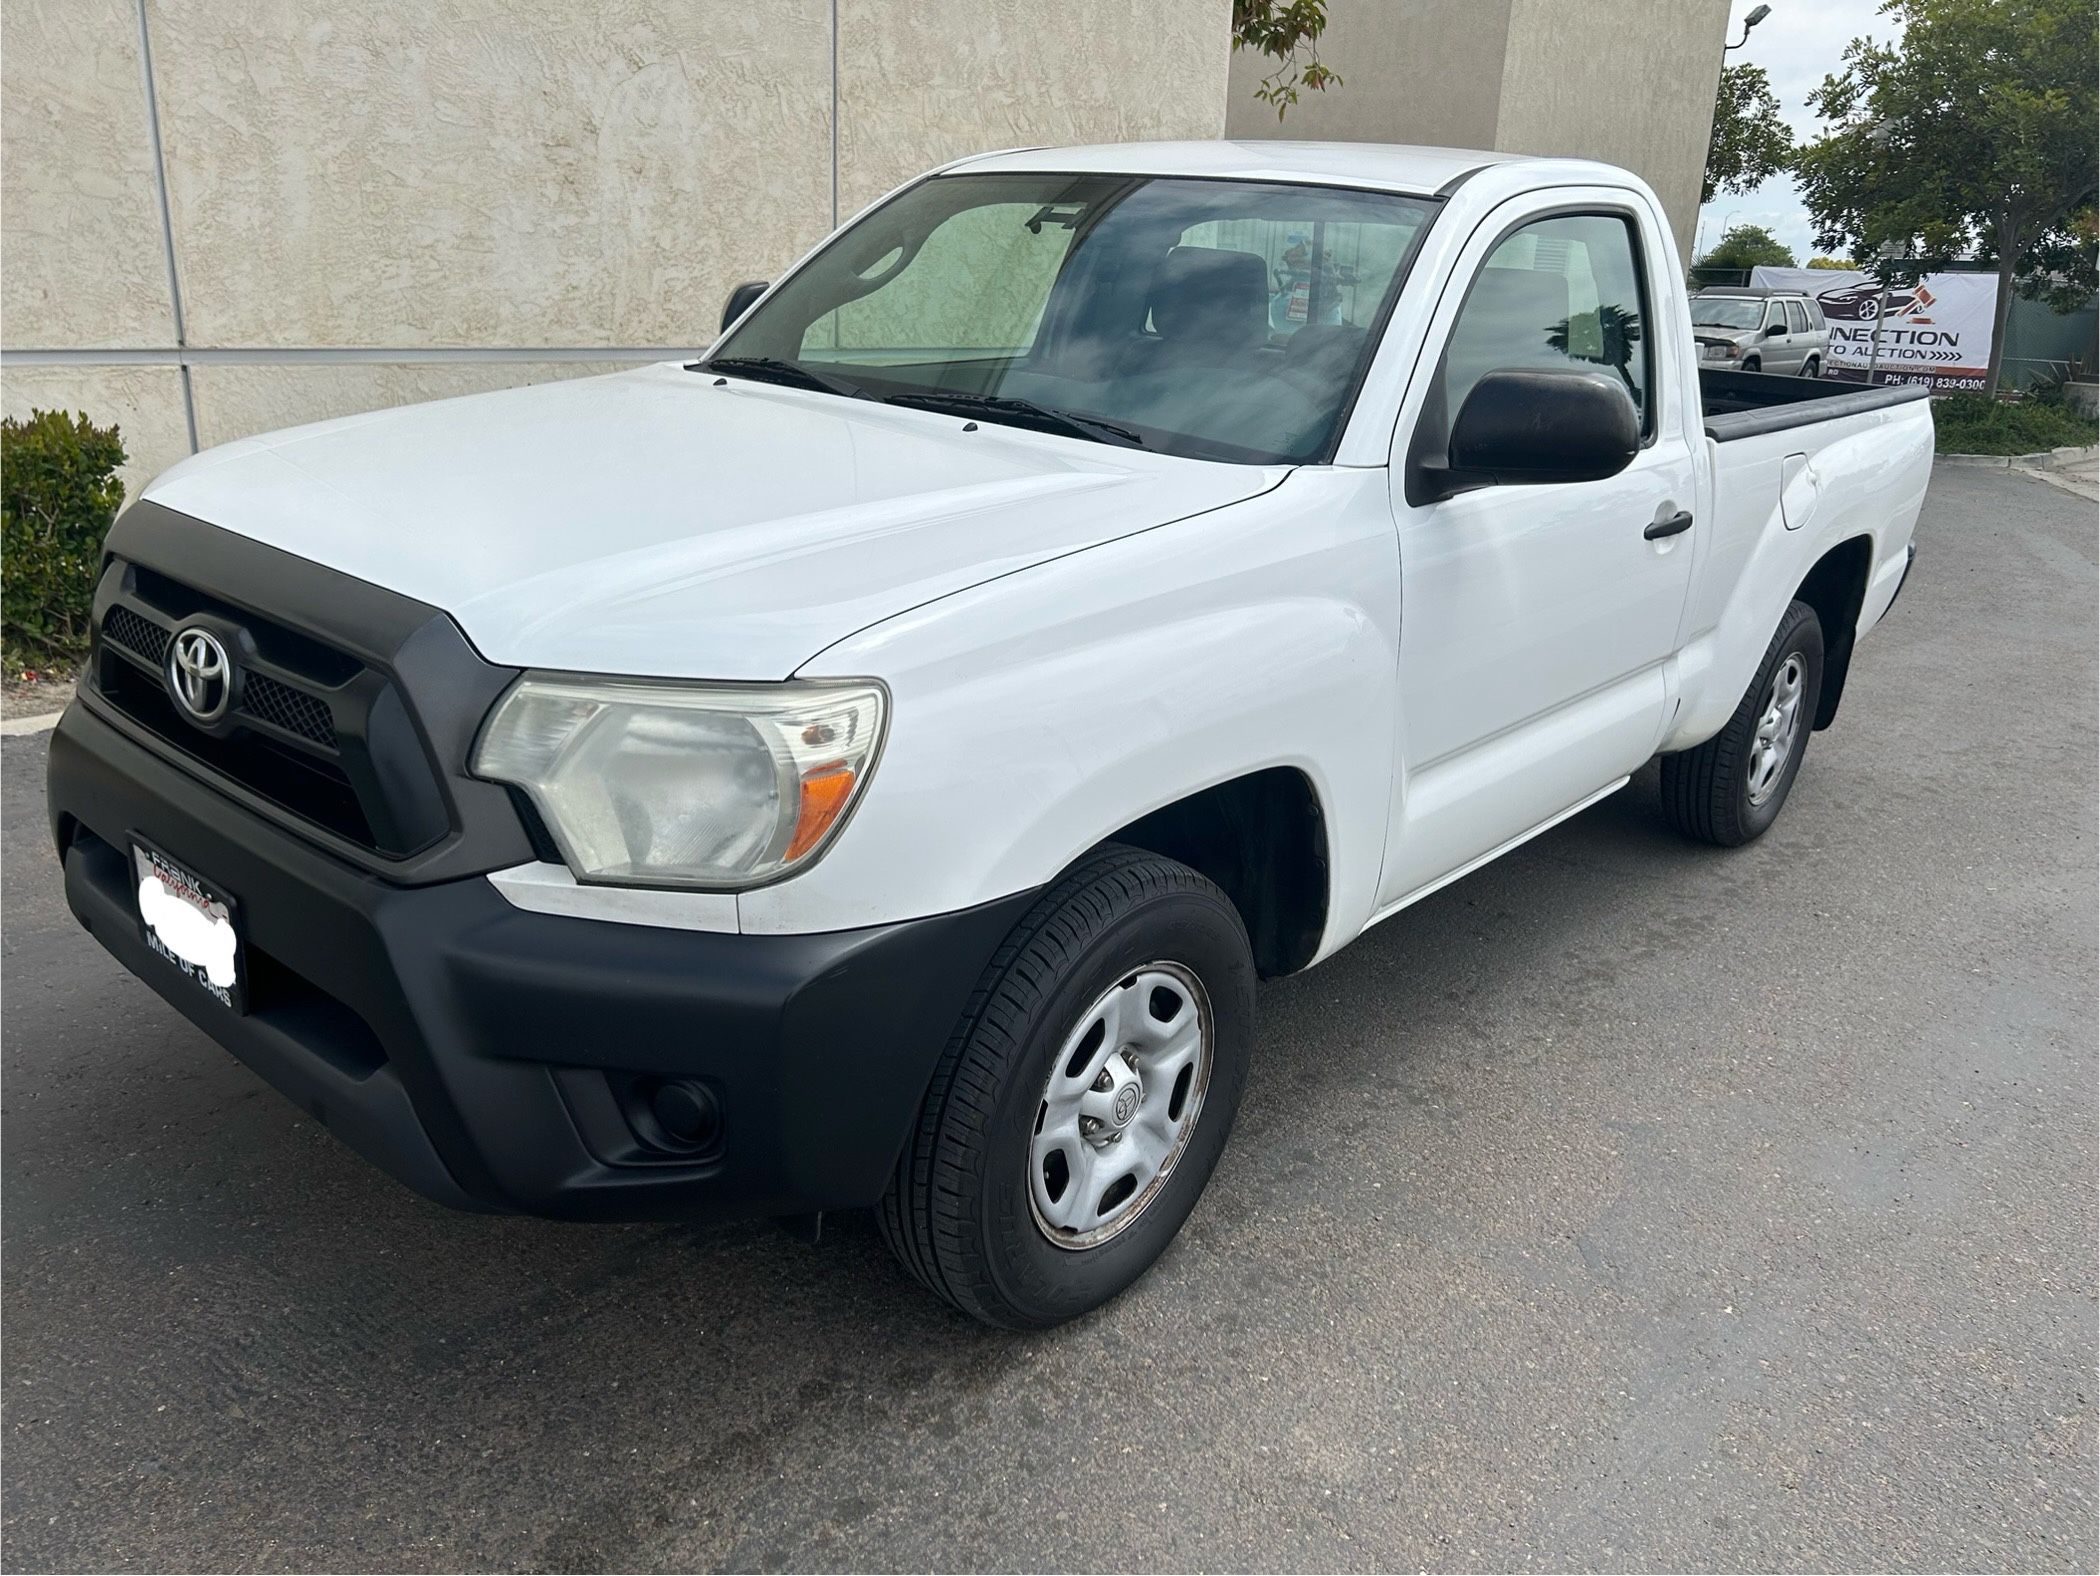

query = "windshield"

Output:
[[1690, 296, 1764, 330], [709, 173, 1438, 464]]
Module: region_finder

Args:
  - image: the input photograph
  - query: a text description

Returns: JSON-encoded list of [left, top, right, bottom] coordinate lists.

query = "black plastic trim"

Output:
[[1700, 371, 1930, 441], [1887, 542, 1918, 615], [1432, 162, 1496, 199], [49, 700, 1036, 1222], [87, 501, 536, 883]]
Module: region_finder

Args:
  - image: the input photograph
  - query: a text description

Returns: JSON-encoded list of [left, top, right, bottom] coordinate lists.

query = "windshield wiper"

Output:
[[696, 356, 870, 400], [881, 391, 1147, 449]]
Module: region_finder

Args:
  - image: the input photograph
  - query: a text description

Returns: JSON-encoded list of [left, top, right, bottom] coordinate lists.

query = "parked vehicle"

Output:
[[1692, 286, 1831, 376], [48, 143, 1931, 1327]]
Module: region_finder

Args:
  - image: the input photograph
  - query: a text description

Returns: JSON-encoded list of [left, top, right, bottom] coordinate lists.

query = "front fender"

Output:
[[740, 469, 1403, 951]]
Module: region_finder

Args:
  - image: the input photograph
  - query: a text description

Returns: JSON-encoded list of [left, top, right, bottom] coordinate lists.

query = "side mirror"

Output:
[[1763, 322, 1785, 338], [720, 280, 769, 332], [1442, 366, 1641, 491]]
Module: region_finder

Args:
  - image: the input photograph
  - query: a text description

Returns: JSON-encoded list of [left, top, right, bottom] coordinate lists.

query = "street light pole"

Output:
[[1725, 4, 1772, 50]]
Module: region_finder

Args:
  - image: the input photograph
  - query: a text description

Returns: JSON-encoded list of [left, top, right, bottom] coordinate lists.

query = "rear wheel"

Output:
[[1800, 354, 1821, 378], [1660, 599, 1824, 846], [877, 845, 1255, 1327]]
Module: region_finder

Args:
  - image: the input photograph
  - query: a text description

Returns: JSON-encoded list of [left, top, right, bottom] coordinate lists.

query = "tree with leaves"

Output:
[[1793, 0, 2098, 394], [1233, 0, 1339, 118], [1702, 64, 1794, 207], [1696, 223, 1798, 273], [1807, 256, 1860, 269]]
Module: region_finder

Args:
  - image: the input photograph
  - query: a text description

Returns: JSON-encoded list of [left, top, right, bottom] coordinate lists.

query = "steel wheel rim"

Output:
[[1027, 962, 1213, 1250], [1747, 652, 1807, 807]]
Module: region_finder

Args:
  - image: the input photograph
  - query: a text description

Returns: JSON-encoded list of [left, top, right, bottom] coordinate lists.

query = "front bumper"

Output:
[[49, 700, 1033, 1221]]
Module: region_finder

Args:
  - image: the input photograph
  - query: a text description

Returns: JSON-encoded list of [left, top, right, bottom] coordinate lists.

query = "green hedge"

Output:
[[1933, 392, 2099, 456], [2, 409, 126, 668]]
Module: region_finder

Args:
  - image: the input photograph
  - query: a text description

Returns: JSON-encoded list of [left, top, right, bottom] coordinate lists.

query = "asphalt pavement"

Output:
[[3, 463, 2094, 1572]]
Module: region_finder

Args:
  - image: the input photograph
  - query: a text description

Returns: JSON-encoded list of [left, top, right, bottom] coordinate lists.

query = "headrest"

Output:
[[1149, 245, 1269, 348]]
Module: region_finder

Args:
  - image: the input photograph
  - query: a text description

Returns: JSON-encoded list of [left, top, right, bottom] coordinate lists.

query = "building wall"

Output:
[[1226, 0, 1728, 263], [1, 0, 1229, 495]]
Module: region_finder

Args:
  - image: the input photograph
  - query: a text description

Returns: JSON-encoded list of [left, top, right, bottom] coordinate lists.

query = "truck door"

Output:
[[1376, 196, 1699, 909]]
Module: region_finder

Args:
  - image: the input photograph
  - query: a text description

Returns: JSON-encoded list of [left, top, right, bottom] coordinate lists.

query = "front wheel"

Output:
[[877, 845, 1255, 1327], [1740, 355, 1762, 373], [1660, 599, 1825, 846]]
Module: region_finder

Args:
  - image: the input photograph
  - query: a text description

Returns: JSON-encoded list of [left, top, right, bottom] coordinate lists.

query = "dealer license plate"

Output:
[[132, 842, 246, 1014]]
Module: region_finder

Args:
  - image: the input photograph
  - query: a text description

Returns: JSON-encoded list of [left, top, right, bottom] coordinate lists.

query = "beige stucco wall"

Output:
[[1226, 0, 1728, 261], [1495, 0, 1726, 262], [145, 3, 835, 350], [0, 0, 174, 350], [835, 0, 1232, 217], [7, 0, 1726, 500], [1228, 0, 1514, 151], [2, 0, 1229, 500]]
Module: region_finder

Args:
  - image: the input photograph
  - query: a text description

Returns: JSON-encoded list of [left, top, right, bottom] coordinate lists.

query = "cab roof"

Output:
[[950, 140, 1617, 199]]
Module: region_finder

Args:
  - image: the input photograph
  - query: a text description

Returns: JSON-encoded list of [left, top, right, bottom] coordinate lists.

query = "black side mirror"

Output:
[[1440, 366, 1641, 492], [720, 280, 769, 333], [1764, 322, 1785, 338]]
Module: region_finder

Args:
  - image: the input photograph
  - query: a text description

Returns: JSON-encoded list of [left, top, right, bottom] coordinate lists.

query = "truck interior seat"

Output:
[[1145, 245, 1271, 365]]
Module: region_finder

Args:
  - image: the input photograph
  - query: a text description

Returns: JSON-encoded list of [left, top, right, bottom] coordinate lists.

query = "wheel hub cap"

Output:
[[1028, 964, 1213, 1250], [1748, 652, 1807, 807]]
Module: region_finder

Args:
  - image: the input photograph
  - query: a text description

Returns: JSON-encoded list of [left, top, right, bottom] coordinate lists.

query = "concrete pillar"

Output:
[[1226, 0, 1729, 264]]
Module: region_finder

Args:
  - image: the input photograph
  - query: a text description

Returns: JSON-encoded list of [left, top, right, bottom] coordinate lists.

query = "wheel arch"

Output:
[[1100, 766, 1330, 978], [1794, 533, 1874, 729]]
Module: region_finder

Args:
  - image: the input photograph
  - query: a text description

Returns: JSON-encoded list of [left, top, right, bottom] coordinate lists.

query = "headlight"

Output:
[[473, 676, 886, 888]]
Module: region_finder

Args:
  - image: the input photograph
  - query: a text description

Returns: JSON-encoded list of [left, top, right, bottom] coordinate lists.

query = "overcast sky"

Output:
[[1694, 0, 1905, 265]]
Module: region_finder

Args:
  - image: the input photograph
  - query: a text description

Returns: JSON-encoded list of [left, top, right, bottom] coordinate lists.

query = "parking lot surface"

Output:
[[3, 464, 2094, 1572]]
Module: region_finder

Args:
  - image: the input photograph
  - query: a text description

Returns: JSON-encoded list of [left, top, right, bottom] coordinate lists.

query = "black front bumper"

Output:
[[50, 700, 1033, 1222]]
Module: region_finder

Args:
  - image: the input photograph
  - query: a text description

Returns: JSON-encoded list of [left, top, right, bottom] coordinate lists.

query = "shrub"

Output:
[[2, 409, 126, 668], [1933, 391, 2099, 456]]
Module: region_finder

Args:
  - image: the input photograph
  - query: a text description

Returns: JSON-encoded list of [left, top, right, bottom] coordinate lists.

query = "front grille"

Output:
[[95, 654, 374, 843], [89, 559, 450, 858], [102, 605, 169, 666], [241, 671, 336, 747], [105, 602, 340, 749]]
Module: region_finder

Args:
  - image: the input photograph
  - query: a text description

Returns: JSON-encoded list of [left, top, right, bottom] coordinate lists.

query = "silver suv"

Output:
[[1692, 287, 1829, 376]]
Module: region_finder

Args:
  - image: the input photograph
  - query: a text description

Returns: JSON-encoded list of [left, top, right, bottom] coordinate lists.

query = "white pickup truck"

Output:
[[50, 142, 1931, 1327]]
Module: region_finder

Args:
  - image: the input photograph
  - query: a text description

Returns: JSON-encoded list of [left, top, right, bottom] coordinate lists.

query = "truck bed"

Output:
[[1700, 369, 1932, 443]]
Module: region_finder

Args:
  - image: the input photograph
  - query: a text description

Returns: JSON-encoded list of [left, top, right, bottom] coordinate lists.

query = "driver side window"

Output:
[[1440, 212, 1652, 435]]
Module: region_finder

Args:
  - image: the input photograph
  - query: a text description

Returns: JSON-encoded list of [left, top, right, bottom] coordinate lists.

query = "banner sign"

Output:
[[1749, 266, 2000, 391]]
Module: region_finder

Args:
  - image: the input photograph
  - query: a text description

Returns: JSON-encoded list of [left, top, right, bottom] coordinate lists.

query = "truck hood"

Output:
[[143, 363, 1284, 679]]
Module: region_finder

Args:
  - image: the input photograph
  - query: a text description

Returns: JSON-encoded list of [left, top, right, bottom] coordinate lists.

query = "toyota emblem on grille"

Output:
[[166, 627, 232, 724]]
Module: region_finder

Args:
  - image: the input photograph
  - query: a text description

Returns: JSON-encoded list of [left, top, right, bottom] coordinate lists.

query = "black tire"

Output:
[[1741, 355, 1762, 372], [1800, 355, 1820, 378], [1660, 599, 1825, 847], [877, 845, 1255, 1328]]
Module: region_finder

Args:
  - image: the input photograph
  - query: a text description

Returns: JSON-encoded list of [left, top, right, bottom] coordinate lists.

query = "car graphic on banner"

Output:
[[1751, 265, 1999, 391]]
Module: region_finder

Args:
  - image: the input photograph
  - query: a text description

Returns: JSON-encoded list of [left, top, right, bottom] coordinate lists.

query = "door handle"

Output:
[[1644, 509, 1694, 541]]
